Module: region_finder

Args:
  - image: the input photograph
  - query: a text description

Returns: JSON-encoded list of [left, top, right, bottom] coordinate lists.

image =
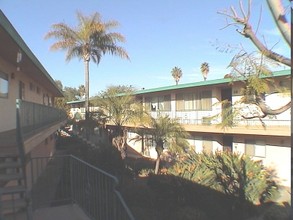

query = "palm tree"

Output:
[[200, 62, 209, 81], [95, 87, 149, 159], [147, 115, 189, 174], [45, 11, 129, 122], [171, 66, 183, 85]]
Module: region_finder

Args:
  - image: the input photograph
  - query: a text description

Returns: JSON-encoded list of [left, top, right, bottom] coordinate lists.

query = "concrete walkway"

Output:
[[33, 204, 91, 220]]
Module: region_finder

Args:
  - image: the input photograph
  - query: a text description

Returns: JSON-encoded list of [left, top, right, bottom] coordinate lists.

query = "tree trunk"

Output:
[[154, 153, 160, 175], [84, 59, 90, 117], [84, 59, 90, 138], [154, 143, 163, 174], [112, 128, 128, 159], [141, 133, 145, 154], [267, 0, 291, 46], [243, 23, 291, 67], [257, 96, 291, 115], [241, 96, 291, 119]]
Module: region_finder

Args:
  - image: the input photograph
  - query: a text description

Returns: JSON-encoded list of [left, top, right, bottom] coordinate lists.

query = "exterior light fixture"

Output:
[[16, 50, 22, 71]]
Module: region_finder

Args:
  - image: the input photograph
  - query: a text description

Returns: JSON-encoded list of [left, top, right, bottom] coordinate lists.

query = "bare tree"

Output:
[[218, 0, 291, 120]]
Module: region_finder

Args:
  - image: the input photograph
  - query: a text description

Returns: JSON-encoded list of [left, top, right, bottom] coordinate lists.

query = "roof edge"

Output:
[[134, 69, 291, 95], [0, 10, 63, 97]]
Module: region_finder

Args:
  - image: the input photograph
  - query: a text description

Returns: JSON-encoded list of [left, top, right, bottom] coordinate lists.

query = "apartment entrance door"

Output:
[[223, 135, 233, 152], [221, 88, 232, 125], [18, 81, 25, 100]]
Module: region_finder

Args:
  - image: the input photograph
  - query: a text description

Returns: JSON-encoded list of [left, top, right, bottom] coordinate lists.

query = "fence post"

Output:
[[70, 156, 74, 205]]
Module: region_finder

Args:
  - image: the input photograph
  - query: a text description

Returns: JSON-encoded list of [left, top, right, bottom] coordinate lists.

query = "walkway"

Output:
[[33, 204, 91, 220], [5, 204, 91, 220]]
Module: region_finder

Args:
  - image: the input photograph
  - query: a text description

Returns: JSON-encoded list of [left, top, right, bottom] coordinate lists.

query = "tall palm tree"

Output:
[[200, 62, 209, 81], [171, 66, 183, 85], [147, 115, 189, 174], [45, 11, 129, 121]]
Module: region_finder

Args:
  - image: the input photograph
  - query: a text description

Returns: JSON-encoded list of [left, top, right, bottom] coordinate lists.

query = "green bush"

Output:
[[168, 151, 280, 205]]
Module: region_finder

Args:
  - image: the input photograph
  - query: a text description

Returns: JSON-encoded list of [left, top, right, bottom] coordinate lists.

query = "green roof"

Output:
[[67, 100, 85, 104], [67, 98, 96, 105], [0, 10, 63, 96], [134, 69, 291, 95]]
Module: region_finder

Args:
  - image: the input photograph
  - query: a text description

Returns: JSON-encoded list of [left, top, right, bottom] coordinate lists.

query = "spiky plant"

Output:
[[169, 151, 280, 205]]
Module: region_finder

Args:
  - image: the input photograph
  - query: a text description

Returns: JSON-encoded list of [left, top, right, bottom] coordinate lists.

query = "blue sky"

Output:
[[1, 0, 290, 96]]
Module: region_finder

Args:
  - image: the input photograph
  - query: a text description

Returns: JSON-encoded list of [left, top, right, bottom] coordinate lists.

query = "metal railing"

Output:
[[28, 155, 135, 220], [16, 99, 67, 136], [149, 110, 290, 127]]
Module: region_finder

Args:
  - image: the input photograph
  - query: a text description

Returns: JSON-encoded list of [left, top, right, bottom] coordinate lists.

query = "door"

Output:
[[221, 88, 232, 125], [19, 81, 25, 100], [223, 135, 233, 152]]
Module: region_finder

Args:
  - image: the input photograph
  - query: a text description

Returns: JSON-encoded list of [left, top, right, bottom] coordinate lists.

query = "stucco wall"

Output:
[[0, 59, 18, 131], [0, 58, 55, 132], [233, 136, 291, 187]]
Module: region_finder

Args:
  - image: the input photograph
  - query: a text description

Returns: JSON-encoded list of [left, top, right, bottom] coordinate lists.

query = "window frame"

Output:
[[0, 71, 9, 98]]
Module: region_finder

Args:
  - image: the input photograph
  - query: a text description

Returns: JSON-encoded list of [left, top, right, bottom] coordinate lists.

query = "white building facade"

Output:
[[127, 70, 291, 188]]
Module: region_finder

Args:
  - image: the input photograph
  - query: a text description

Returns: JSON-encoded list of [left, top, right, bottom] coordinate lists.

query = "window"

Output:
[[184, 93, 194, 110], [150, 97, 158, 111], [279, 80, 290, 88], [245, 140, 255, 156], [144, 97, 151, 111], [176, 90, 212, 111], [48, 96, 52, 106], [176, 93, 184, 110], [29, 82, 35, 91], [0, 72, 8, 98], [245, 140, 266, 157], [201, 90, 212, 110], [145, 95, 171, 112], [202, 137, 213, 153], [158, 95, 171, 111]]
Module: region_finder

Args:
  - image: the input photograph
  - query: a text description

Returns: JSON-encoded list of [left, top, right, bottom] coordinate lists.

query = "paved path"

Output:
[[33, 204, 91, 220]]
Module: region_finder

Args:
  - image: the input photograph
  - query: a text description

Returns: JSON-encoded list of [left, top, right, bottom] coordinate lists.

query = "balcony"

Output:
[[0, 99, 67, 153], [180, 118, 290, 137], [146, 111, 290, 137]]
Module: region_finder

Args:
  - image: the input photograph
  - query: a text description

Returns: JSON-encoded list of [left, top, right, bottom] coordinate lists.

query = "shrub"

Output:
[[168, 151, 280, 205]]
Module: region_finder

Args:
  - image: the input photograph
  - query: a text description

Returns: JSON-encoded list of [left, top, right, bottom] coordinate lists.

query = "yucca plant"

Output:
[[168, 152, 216, 187], [169, 151, 280, 205], [209, 151, 279, 204]]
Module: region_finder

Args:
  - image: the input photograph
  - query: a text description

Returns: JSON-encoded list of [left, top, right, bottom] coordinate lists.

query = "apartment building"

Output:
[[0, 10, 66, 217], [67, 99, 99, 120], [127, 70, 291, 188]]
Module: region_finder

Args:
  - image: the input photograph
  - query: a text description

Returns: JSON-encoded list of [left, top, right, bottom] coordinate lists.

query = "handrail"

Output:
[[14, 99, 67, 220], [69, 155, 119, 183], [16, 99, 67, 136], [28, 155, 135, 220]]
